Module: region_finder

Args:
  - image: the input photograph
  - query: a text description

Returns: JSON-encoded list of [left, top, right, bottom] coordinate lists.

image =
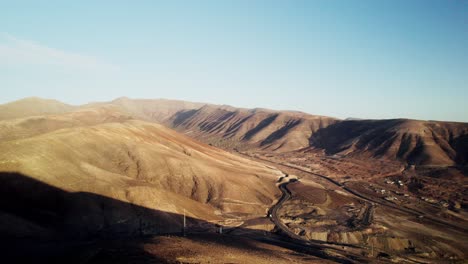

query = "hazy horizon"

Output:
[[1, 1, 467, 122]]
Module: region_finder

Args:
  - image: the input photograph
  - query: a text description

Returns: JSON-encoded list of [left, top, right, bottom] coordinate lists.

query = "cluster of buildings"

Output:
[[419, 196, 450, 208], [384, 179, 404, 187], [367, 180, 412, 204]]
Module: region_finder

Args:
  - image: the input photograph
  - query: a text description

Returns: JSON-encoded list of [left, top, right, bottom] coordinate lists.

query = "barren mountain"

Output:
[[166, 105, 338, 152], [2, 97, 467, 167], [88, 96, 205, 123], [88, 98, 468, 166], [308, 119, 468, 166], [0, 105, 133, 142], [85, 98, 339, 152], [0, 109, 282, 240], [0, 97, 76, 121]]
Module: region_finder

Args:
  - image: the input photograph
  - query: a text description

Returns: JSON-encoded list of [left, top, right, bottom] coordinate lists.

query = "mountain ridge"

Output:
[[1, 97, 467, 166]]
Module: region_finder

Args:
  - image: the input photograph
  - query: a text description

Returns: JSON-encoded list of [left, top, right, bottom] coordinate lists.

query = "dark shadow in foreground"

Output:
[[0, 172, 365, 263]]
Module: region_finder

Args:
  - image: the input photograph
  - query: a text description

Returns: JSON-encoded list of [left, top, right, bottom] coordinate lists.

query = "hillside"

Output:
[[90, 98, 468, 166], [0, 97, 76, 121], [167, 105, 338, 152], [86, 98, 338, 152], [308, 119, 468, 166], [78, 98, 338, 152], [0, 105, 133, 142], [0, 111, 282, 239], [88, 97, 205, 123]]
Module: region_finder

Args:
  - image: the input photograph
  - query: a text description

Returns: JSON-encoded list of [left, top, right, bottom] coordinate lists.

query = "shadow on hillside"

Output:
[[308, 119, 406, 156], [0, 172, 359, 263]]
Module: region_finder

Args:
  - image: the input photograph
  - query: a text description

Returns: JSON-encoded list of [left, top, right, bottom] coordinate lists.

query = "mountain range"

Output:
[[2, 97, 465, 166]]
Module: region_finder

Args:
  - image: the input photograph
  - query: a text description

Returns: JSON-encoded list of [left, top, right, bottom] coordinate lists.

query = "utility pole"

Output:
[[183, 209, 186, 236]]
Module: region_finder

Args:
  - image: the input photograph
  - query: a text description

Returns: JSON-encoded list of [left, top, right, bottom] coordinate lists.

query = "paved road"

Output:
[[263, 178, 376, 264], [267, 177, 363, 251], [361, 204, 374, 227], [268, 180, 298, 239]]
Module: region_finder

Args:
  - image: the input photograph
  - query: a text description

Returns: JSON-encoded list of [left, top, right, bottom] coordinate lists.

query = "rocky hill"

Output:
[[308, 119, 468, 166], [0, 106, 281, 239]]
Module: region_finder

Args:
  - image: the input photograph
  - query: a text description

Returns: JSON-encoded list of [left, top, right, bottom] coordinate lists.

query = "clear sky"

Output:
[[1, 0, 467, 122]]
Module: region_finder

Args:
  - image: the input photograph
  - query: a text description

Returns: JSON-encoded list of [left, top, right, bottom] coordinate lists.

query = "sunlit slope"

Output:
[[0, 118, 281, 238], [0, 97, 75, 121], [85, 98, 338, 152], [3, 97, 466, 166], [0, 105, 132, 142], [87, 96, 205, 123], [168, 105, 338, 152]]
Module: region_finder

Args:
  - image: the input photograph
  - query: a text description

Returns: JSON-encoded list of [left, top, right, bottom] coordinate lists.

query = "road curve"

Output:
[[267, 177, 364, 252], [268, 178, 322, 243], [268, 180, 298, 239]]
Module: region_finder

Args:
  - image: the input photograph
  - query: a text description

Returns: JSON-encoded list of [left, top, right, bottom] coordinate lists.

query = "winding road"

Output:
[[267, 179, 299, 239], [266, 176, 364, 254]]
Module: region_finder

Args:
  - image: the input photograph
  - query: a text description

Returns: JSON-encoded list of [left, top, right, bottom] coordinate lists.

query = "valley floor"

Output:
[[233, 151, 468, 263]]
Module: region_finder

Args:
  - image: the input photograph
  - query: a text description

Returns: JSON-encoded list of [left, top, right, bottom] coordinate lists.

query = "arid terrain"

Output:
[[1, 97, 467, 263]]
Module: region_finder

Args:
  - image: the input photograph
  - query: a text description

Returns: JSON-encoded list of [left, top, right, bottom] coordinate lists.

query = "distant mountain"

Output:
[[0, 105, 133, 142], [167, 104, 338, 152], [0, 97, 76, 121], [309, 119, 468, 166], [87, 98, 338, 152], [88, 96, 206, 123], [1, 97, 467, 166]]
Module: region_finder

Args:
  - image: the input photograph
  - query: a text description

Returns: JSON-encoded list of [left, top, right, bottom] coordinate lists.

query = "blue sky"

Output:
[[1, 0, 467, 122]]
